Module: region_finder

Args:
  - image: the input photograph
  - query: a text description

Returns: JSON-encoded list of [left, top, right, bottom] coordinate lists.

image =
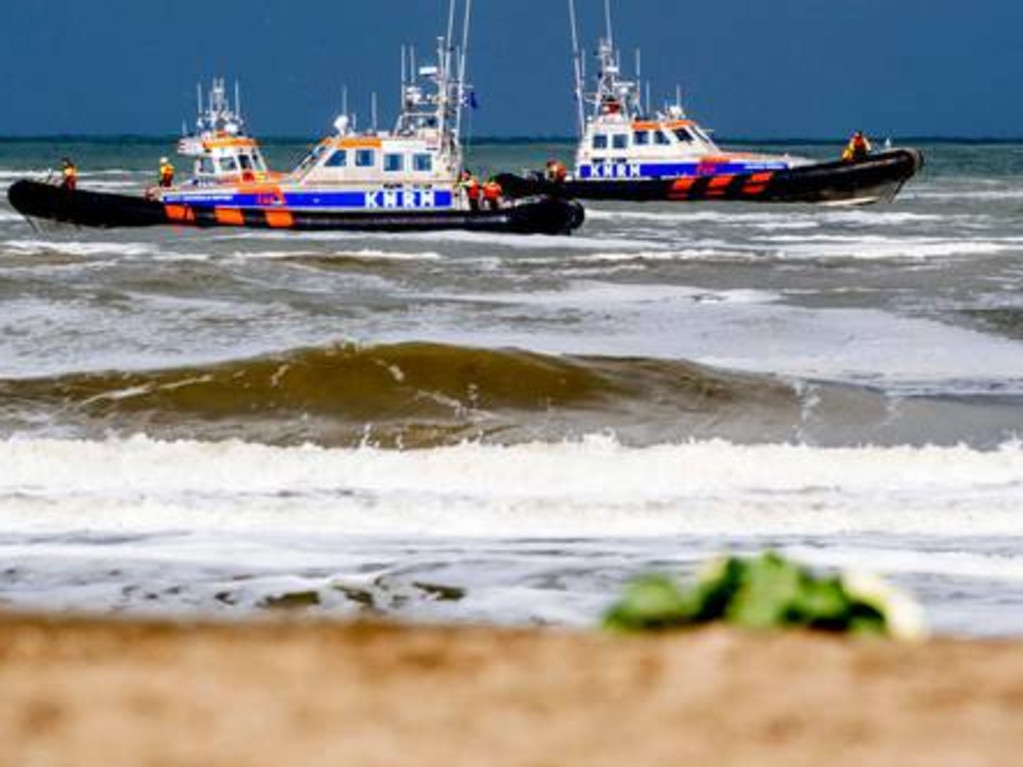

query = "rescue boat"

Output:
[[497, 0, 922, 206], [8, 1, 584, 236]]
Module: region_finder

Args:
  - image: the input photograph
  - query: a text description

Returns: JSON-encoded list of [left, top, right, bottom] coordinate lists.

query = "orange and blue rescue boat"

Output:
[[498, 1, 922, 206], [8, 3, 584, 236]]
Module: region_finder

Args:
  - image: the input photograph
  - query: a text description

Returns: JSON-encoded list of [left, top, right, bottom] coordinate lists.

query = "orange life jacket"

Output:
[[483, 181, 501, 200]]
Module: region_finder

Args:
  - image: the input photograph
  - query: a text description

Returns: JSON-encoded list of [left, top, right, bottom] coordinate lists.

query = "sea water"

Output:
[[2, 138, 1023, 635]]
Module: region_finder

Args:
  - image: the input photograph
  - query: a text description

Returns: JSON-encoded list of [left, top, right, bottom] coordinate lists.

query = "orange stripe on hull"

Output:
[[741, 172, 775, 197], [669, 177, 696, 199], [214, 208, 246, 226], [706, 175, 736, 197], [164, 204, 195, 224], [265, 210, 295, 229]]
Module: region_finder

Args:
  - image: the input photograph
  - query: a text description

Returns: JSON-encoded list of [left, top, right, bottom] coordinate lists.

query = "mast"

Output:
[[635, 49, 641, 116], [444, 0, 458, 129], [567, 0, 586, 136], [435, 35, 448, 145], [446, 0, 457, 64], [401, 45, 407, 107], [454, 0, 473, 142], [604, 0, 614, 48]]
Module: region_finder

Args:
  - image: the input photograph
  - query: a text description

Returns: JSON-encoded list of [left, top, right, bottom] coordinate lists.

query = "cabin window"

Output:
[[238, 154, 254, 170], [219, 157, 239, 173], [592, 134, 609, 150], [355, 149, 377, 168], [612, 134, 628, 150], [633, 130, 650, 146], [413, 154, 433, 172], [693, 127, 713, 142], [325, 150, 348, 168], [674, 128, 696, 144], [198, 157, 215, 175], [384, 153, 405, 172], [654, 131, 671, 146]]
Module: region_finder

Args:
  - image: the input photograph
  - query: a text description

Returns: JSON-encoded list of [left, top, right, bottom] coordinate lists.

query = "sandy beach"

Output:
[[2, 613, 1022, 767]]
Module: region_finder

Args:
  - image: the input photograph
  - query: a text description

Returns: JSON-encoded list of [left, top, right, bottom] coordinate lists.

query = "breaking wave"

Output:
[[0, 342, 799, 447], [5, 435, 1023, 538], [3, 340, 1021, 448]]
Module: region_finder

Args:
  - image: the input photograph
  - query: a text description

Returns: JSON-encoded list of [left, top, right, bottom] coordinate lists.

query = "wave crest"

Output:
[[0, 342, 791, 447]]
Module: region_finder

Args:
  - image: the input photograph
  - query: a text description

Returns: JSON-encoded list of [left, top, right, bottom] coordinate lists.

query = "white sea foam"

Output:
[[234, 248, 446, 262], [915, 189, 1023, 201], [420, 281, 782, 309], [578, 248, 757, 263], [227, 228, 662, 252], [367, 290, 1023, 393], [786, 546, 1023, 584], [761, 234, 1022, 260], [5, 436, 1023, 539], [2, 239, 155, 258], [0, 171, 44, 181], [586, 207, 947, 228]]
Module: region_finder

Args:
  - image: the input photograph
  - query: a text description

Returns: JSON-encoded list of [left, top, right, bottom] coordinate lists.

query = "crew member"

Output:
[[601, 96, 621, 115], [482, 177, 503, 211], [842, 130, 872, 163], [158, 157, 176, 188], [545, 159, 568, 183], [60, 158, 78, 191], [461, 169, 482, 212]]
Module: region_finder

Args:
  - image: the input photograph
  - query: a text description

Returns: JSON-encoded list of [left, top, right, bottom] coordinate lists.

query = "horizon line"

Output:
[[1, 134, 1022, 145]]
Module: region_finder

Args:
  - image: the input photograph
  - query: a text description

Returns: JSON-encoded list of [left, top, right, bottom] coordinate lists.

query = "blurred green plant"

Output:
[[604, 552, 926, 641]]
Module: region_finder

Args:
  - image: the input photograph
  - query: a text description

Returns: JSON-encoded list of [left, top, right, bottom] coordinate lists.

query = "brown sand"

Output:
[[1, 614, 1022, 767]]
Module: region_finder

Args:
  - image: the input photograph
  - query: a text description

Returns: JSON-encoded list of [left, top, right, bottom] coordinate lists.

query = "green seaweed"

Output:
[[603, 552, 924, 640]]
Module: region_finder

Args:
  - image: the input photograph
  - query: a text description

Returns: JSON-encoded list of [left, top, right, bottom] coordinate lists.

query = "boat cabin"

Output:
[[283, 42, 467, 212], [295, 128, 456, 188], [570, 36, 792, 181], [175, 78, 272, 187]]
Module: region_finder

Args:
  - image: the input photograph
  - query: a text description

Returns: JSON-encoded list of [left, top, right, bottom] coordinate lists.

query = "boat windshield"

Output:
[[692, 126, 714, 144], [295, 143, 330, 175]]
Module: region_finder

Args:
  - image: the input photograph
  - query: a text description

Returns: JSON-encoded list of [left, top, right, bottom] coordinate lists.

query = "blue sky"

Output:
[[1, 0, 1020, 138]]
